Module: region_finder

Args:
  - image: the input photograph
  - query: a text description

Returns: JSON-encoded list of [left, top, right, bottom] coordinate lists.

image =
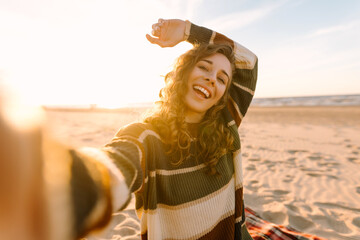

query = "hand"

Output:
[[146, 18, 187, 48]]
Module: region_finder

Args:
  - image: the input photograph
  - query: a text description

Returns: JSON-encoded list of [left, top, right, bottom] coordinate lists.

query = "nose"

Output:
[[205, 73, 216, 86]]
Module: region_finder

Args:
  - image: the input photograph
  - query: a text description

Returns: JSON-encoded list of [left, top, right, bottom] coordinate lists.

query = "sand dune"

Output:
[[45, 106, 360, 240]]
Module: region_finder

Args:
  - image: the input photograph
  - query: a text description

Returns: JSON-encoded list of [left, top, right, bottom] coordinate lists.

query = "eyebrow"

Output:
[[200, 59, 230, 80]]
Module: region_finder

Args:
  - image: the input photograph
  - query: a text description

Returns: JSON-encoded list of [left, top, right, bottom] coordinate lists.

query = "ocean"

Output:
[[43, 94, 360, 110], [250, 94, 360, 107]]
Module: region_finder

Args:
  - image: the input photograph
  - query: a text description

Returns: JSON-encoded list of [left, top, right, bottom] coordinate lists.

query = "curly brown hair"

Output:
[[144, 44, 236, 174]]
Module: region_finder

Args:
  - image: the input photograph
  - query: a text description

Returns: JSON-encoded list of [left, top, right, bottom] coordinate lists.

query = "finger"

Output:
[[151, 24, 161, 36], [146, 34, 165, 48], [145, 34, 158, 44]]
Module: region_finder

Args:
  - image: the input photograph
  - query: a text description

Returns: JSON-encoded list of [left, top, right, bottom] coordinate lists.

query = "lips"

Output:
[[193, 84, 211, 99]]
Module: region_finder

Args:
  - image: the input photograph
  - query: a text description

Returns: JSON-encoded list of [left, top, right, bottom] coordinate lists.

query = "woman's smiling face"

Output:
[[184, 53, 232, 122]]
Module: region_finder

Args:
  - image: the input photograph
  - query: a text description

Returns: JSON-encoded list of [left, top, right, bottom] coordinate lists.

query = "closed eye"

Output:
[[198, 65, 209, 71], [217, 77, 225, 84]]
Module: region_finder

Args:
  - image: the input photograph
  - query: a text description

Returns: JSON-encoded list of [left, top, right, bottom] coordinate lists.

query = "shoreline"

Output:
[[243, 106, 360, 125]]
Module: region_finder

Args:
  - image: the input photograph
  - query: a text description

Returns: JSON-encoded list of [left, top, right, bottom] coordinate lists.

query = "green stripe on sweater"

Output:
[[141, 153, 234, 209]]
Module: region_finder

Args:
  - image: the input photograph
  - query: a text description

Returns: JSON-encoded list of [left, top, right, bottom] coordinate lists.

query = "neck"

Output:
[[185, 111, 204, 123]]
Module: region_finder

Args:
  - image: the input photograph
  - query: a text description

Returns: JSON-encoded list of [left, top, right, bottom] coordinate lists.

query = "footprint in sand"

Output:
[[325, 156, 338, 161], [283, 174, 294, 183], [248, 158, 261, 162], [262, 189, 290, 202], [300, 166, 326, 175], [353, 217, 360, 229], [261, 210, 286, 225], [113, 212, 127, 222], [306, 173, 322, 177], [272, 189, 290, 195], [356, 186, 360, 194], [301, 204, 312, 213], [244, 193, 273, 206], [346, 144, 353, 148], [287, 149, 308, 155], [246, 164, 256, 171], [300, 167, 313, 172], [246, 180, 260, 192], [347, 157, 359, 163], [263, 160, 277, 169], [288, 215, 314, 230], [352, 151, 359, 155], [285, 204, 300, 213], [117, 227, 139, 238], [308, 155, 323, 161], [317, 162, 339, 167], [311, 214, 351, 234], [287, 157, 296, 162], [314, 202, 360, 213], [283, 179, 293, 183], [326, 175, 338, 179]]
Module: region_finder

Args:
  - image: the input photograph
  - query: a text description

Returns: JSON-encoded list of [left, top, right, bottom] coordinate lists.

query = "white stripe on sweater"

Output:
[[232, 81, 255, 95], [142, 178, 236, 240], [209, 31, 216, 44], [235, 215, 243, 224], [138, 129, 162, 143], [149, 163, 207, 177], [227, 120, 236, 127], [234, 42, 258, 69], [233, 149, 243, 189]]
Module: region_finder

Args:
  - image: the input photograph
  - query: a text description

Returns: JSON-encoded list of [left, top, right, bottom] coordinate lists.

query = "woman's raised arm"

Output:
[[147, 18, 258, 127]]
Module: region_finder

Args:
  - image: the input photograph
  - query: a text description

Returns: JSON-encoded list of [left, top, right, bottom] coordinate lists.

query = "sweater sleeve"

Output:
[[187, 23, 258, 127], [60, 123, 145, 238]]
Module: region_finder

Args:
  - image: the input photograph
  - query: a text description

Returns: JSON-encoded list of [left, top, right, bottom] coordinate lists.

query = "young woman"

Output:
[[62, 18, 258, 240], [65, 19, 258, 240]]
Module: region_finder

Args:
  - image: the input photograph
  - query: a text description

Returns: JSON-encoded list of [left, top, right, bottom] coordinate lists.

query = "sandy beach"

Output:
[[45, 106, 360, 240]]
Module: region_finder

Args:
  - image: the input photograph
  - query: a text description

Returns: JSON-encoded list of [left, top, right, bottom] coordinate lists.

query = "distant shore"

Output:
[[42, 105, 151, 113], [42, 93, 360, 111]]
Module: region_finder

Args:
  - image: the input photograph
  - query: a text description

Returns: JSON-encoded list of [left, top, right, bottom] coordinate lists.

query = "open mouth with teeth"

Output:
[[193, 85, 211, 99]]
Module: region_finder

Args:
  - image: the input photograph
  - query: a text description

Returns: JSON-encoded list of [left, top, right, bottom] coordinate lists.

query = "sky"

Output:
[[0, 0, 359, 107]]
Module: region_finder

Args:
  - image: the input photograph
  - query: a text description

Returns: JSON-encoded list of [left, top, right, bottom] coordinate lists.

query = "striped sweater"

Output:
[[48, 22, 258, 240]]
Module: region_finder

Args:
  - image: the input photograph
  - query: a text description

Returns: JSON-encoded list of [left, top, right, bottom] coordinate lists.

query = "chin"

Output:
[[186, 103, 209, 114]]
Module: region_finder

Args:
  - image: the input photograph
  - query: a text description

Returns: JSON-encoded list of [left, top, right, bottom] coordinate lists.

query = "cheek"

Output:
[[217, 84, 228, 99], [186, 71, 197, 87]]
